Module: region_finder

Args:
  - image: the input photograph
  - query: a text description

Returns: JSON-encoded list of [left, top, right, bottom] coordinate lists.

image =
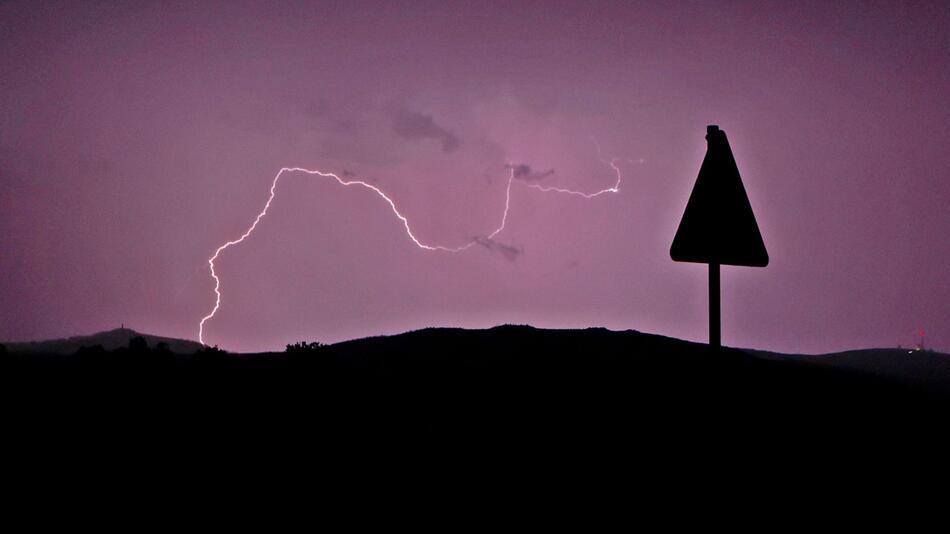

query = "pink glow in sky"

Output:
[[1, 1, 948, 353]]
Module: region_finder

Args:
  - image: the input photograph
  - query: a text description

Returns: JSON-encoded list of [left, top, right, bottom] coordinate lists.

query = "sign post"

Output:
[[671, 125, 768, 349], [709, 262, 720, 348]]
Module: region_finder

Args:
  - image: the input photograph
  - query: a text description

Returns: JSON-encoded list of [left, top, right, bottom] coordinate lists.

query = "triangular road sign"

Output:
[[671, 125, 768, 267]]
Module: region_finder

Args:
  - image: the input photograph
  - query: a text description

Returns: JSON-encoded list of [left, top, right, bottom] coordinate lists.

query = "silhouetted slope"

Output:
[[6, 324, 949, 495], [751, 347, 950, 395], [3, 327, 203, 354], [6, 324, 944, 439]]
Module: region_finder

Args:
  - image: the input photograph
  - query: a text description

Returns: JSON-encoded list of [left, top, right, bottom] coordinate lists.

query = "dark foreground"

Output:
[[6, 325, 947, 458]]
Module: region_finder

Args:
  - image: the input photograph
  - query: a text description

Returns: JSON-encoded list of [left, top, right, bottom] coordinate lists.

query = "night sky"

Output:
[[2, 1, 947, 353]]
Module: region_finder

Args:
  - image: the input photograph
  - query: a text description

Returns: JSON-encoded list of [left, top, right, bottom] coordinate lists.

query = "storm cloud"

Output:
[[2, 3, 947, 354], [473, 236, 522, 262], [392, 109, 461, 153], [506, 163, 554, 182]]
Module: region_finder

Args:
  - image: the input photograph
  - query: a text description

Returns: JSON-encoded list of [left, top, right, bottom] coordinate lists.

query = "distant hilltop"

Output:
[[3, 325, 948, 394], [2, 327, 204, 355]]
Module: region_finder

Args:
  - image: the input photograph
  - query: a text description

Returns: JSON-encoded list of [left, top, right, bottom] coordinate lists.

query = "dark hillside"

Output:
[[5, 325, 945, 456], [3, 327, 203, 355], [753, 347, 950, 395]]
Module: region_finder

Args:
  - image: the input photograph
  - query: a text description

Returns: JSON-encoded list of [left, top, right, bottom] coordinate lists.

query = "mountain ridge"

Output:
[[4, 324, 948, 393], [6, 322, 949, 456], [2, 327, 205, 355]]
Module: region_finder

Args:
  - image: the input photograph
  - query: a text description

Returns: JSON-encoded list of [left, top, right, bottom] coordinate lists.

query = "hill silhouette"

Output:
[[3, 327, 204, 355], [5, 325, 947, 446], [752, 346, 950, 395], [9, 324, 947, 393], [7, 323, 950, 489]]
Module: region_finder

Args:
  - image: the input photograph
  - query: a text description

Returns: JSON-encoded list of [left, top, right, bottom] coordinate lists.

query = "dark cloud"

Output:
[[473, 236, 522, 262], [505, 163, 554, 181], [392, 109, 460, 153], [304, 99, 358, 134]]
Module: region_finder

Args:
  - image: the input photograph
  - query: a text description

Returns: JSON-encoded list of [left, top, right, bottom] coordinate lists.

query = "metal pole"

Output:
[[709, 263, 721, 349]]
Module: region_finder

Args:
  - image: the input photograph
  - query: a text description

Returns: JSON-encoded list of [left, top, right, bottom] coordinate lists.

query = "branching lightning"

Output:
[[198, 153, 627, 346], [526, 158, 623, 198]]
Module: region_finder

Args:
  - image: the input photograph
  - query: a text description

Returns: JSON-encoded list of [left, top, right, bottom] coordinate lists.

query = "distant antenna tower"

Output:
[[909, 329, 926, 353]]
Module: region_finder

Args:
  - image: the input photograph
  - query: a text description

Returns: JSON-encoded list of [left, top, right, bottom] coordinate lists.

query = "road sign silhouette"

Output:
[[671, 125, 768, 267], [671, 125, 768, 348]]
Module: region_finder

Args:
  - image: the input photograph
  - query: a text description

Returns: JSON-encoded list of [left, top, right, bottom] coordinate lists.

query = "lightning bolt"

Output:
[[526, 158, 622, 198], [198, 155, 627, 346], [526, 138, 623, 198]]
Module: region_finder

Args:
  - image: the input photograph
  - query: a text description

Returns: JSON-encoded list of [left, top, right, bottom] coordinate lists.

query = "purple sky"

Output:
[[2, 1, 948, 353]]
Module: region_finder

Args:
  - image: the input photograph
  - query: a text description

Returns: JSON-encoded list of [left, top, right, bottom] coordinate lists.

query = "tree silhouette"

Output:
[[128, 336, 149, 353], [286, 341, 325, 354], [195, 344, 227, 358]]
